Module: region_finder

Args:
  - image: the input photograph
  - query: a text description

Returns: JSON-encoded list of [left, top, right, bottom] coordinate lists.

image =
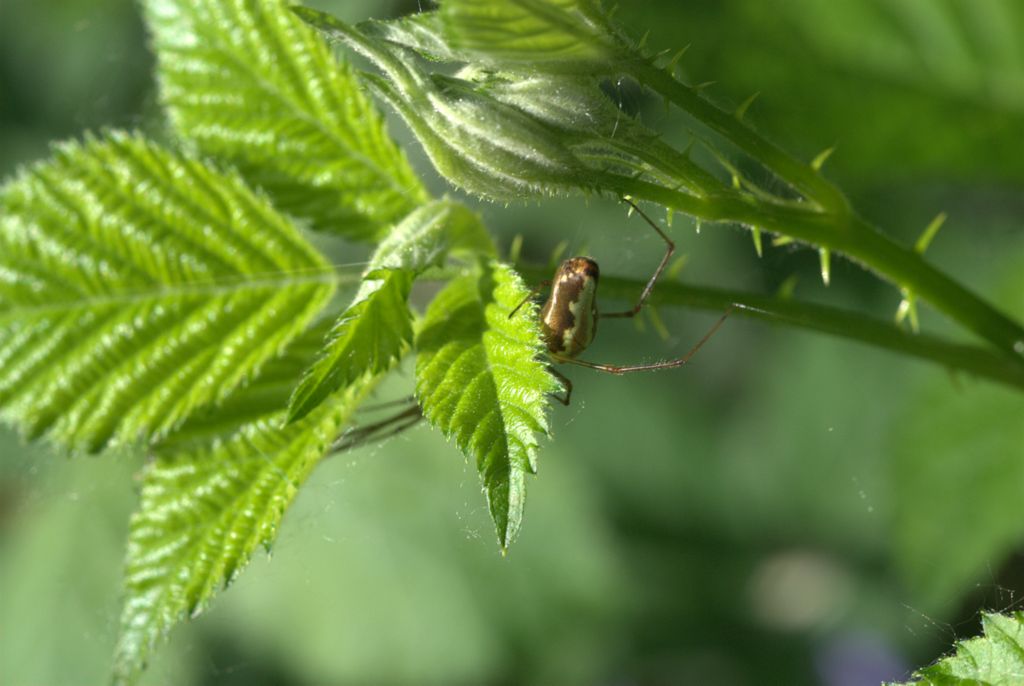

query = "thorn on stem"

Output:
[[667, 45, 690, 73], [915, 212, 947, 254], [751, 227, 764, 258], [811, 146, 836, 172], [666, 255, 688, 281], [647, 305, 670, 341], [895, 289, 920, 333], [508, 234, 524, 265], [548, 240, 569, 268], [735, 91, 761, 122], [776, 274, 799, 300]]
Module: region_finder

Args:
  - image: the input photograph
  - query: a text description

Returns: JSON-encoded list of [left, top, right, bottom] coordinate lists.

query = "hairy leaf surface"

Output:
[[113, 363, 380, 686], [415, 260, 556, 548], [145, 0, 428, 240], [294, 8, 588, 200], [288, 199, 493, 423], [890, 612, 1024, 685], [0, 133, 334, 452], [440, 0, 625, 73], [360, 11, 459, 63]]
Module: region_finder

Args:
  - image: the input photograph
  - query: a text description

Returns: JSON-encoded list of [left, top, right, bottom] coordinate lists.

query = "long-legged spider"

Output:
[[333, 199, 729, 449], [511, 199, 729, 405]]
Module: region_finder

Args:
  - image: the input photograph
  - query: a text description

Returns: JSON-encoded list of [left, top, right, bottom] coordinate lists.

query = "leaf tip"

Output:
[[284, 396, 313, 426]]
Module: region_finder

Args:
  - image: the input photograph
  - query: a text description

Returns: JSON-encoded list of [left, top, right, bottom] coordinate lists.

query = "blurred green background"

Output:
[[1, 1, 1023, 684]]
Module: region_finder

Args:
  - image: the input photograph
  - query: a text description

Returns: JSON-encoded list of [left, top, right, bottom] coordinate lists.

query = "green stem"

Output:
[[620, 62, 1024, 359], [517, 263, 1024, 391], [605, 177, 1024, 359], [631, 61, 850, 214]]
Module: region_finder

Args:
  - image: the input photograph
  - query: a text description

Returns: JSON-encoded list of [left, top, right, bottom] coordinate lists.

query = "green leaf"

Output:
[[0, 132, 334, 452], [160, 319, 335, 451], [112, 368, 381, 686], [287, 199, 493, 423], [294, 8, 589, 201], [889, 612, 1024, 685], [363, 198, 494, 277], [299, 9, 717, 203], [440, 0, 627, 73], [288, 273, 413, 424], [360, 11, 460, 63], [414, 260, 557, 548], [144, 0, 428, 241], [474, 71, 721, 194]]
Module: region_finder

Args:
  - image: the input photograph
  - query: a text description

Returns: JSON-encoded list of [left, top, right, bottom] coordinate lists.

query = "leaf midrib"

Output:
[[0, 271, 347, 319]]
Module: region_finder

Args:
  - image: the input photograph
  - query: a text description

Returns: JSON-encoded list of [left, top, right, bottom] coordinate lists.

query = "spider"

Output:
[[511, 198, 730, 405], [332, 199, 729, 450]]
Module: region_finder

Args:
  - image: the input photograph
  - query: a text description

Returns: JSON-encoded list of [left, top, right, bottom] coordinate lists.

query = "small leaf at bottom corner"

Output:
[[112, 381, 370, 685], [889, 611, 1024, 685], [414, 260, 557, 549]]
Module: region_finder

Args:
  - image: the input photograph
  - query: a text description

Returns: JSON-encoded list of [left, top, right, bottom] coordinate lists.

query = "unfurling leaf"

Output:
[[297, 7, 722, 203], [145, 0, 428, 241], [287, 200, 493, 423], [0, 132, 333, 452], [294, 7, 589, 200], [415, 260, 558, 549], [888, 612, 1024, 686], [360, 11, 459, 63], [440, 0, 627, 74], [112, 356, 382, 686]]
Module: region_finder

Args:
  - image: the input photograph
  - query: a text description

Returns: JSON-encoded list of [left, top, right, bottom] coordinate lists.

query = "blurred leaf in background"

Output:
[[620, 0, 1024, 190], [1, 0, 1023, 685], [891, 249, 1024, 615], [0, 0, 152, 169]]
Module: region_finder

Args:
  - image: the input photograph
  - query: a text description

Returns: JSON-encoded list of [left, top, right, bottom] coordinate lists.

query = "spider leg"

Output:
[[555, 309, 730, 375], [330, 403, 423, 453], [357, 395, 417, 413], [601, 198, 675, 319], [547, 365, 573, 405], [508, 279, 552, 319]]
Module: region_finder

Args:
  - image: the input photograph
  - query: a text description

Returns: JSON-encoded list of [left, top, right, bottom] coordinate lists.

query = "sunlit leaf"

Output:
[[440, 0, 626, 73], [889, 612, 1024, 685], [360, 11, 459, 63], [0, 132, 334, 452], [112, 362, 382, 686], [415, 260, 557, 548], [161, 319, 334, 451], [287, 273, 413, 425], [287, 199, 493, 423], [145, 0, 428, 241], [294, 7, 590, 201]]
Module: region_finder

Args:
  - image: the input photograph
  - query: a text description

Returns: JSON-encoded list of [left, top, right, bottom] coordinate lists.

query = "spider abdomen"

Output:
[[540, 257, 599, 358]]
